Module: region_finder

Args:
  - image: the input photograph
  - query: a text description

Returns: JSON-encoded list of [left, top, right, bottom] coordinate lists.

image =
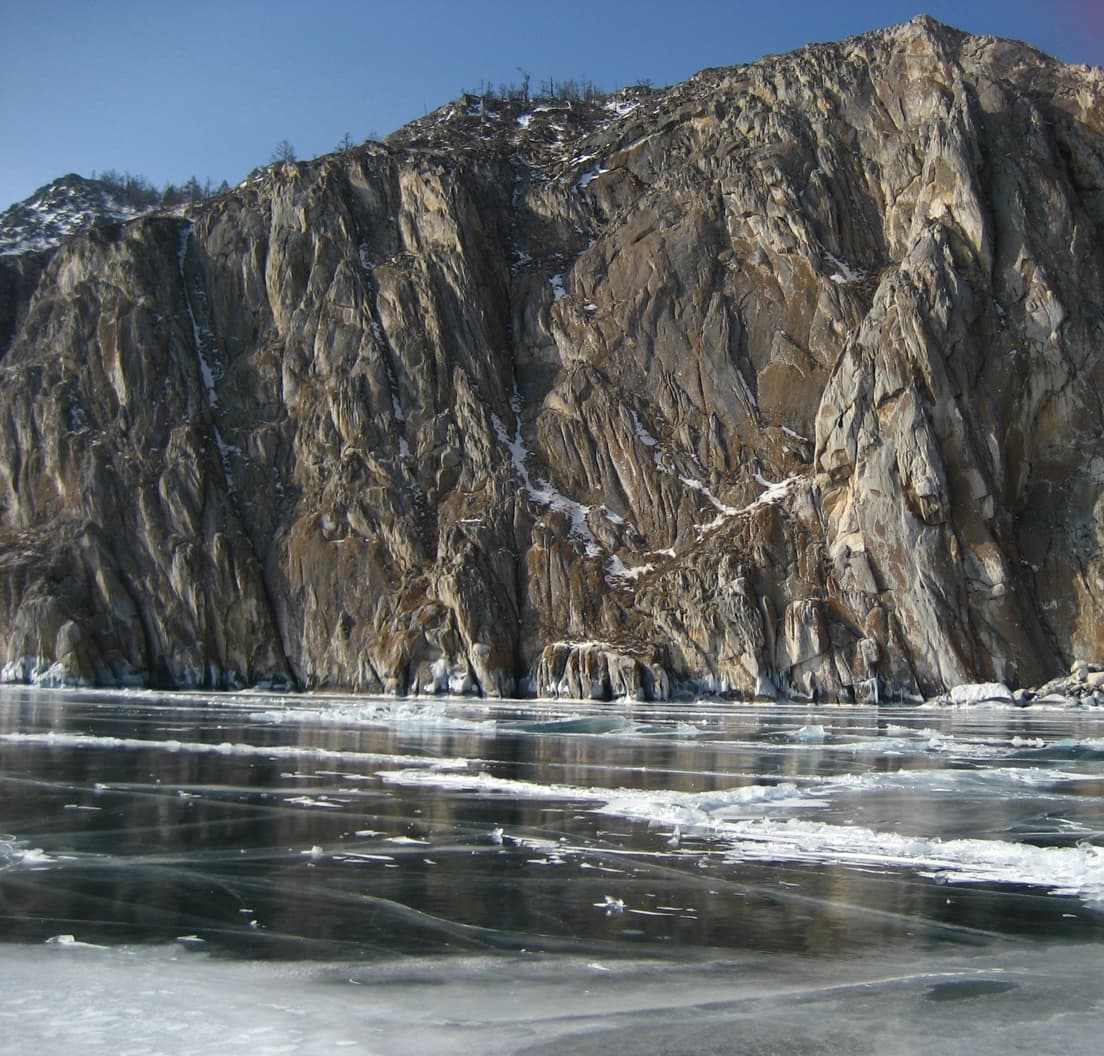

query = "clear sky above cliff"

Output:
[[2, 0, 1102, 211]]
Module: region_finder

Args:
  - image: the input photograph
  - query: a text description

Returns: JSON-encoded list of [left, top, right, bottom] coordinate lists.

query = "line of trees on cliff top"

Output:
[[90, 169, 231, 209], [87, 74, 652, 203], [463, 72, 651, 105]]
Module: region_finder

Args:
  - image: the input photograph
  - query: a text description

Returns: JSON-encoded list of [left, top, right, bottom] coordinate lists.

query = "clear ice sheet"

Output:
[[4, 941, 1104, 1055], [2, 688, 1104, 1053]]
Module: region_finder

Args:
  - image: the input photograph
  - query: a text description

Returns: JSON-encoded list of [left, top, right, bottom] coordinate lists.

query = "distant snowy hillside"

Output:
[[0, 174, 150, 256]]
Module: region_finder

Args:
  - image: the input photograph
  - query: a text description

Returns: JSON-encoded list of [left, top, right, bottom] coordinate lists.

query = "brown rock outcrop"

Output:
[[1, 17, 1102, 700]]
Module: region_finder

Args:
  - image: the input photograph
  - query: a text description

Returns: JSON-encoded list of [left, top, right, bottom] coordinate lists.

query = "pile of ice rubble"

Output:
[[937, 659, 1104, 708]]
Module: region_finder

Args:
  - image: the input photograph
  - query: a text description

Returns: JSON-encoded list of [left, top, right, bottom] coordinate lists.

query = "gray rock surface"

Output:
[[1, 17, 1102, 700]]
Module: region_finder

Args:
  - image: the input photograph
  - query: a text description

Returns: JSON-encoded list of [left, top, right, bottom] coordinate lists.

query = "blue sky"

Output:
[[2, 1, 1101, 210]]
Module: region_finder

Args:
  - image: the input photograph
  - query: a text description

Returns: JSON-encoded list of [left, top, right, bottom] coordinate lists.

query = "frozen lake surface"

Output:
[[2, 688, 1103, 1053]]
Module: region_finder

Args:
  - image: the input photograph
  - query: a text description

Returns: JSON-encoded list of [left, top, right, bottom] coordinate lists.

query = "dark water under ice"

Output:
[[2, 687, 1103, 1054]]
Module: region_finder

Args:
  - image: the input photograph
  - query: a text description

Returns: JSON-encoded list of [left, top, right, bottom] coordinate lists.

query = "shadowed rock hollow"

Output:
[[1, 16, 1102, 701]]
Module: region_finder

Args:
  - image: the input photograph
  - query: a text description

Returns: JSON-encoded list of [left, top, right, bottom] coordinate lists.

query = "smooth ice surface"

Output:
[[3, 688, 1104, 1053], [4, 941, 1104, 1055]]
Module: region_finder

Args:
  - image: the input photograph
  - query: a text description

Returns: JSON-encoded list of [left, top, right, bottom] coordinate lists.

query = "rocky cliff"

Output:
[[1, 16, 1102, 701]]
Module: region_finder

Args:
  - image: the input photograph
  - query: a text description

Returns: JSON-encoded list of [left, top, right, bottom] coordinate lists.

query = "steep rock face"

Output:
[[1, 17, 1102, 700]]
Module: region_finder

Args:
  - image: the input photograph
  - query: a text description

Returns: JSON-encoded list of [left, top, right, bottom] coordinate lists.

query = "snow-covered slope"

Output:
[[0, 174, 150, 256]]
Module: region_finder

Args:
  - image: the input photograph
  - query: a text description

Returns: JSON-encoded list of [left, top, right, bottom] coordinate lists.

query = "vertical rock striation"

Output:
[[1, 17, 1102, 700]]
